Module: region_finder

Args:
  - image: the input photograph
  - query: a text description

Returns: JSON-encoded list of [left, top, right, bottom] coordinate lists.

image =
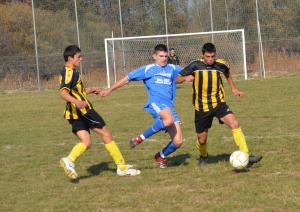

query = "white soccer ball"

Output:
[[229, 150, 249, 170]]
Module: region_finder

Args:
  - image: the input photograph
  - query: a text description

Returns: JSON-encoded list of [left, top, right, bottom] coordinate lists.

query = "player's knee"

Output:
[[82, 140, 92, 149], [173, 136, 183, 147], [197, 134, 207, 145], [230, 120, 240, 129], [102, 131, 113, 142], [163, 117, 175, 127], [95, 127, 113, 140]]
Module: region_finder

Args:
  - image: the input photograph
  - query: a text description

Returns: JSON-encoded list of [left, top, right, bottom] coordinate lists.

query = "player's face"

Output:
[[170, 50, 175, 56], [69, 52, 82, 68], [153, 51, 168, 66], [203, 52, 216, 65]]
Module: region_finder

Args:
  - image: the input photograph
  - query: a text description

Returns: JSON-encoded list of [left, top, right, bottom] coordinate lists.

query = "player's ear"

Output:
[[67, 55, 73, 62], [152, 53, 156, 60]]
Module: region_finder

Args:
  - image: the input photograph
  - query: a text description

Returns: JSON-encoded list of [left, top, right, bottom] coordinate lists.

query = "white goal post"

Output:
[[104, 29, 247, 88]]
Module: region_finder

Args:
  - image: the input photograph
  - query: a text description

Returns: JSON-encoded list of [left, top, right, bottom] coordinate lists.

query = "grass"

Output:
[[0, 75, 300, 211]]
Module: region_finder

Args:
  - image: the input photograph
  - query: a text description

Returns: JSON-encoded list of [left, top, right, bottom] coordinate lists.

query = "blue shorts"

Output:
[[144, 102, 180, 123]]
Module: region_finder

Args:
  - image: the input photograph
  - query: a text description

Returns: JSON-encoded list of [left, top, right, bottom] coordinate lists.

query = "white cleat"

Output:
[[60, 157, 78, 179], [117, 165, 141, 176]]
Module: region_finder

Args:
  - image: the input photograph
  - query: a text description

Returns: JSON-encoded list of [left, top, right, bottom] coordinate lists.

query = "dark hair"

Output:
[[63, 45, 81, 62], [170, 48, 175, 51], [154, 44, 168, 53], [202, 43, 216, 54]]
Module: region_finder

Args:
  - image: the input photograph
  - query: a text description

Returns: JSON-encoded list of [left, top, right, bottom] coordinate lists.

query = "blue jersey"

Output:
[[127, 63, 182, 108]]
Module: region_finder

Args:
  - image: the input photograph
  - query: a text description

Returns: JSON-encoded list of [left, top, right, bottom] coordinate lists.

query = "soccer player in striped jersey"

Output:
[[176, 43, 262, 166], [100, 44, 189, 168], [59, 45, 140, 179]]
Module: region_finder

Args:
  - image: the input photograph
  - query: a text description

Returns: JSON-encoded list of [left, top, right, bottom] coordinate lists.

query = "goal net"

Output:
[[104, 29, 247, 87]]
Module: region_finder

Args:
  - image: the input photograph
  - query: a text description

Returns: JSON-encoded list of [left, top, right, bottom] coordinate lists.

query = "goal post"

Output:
[[105, 29, 247, 88]]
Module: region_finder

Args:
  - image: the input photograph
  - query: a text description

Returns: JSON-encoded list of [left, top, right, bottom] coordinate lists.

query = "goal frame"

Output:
[[104, 29, 247, 87]]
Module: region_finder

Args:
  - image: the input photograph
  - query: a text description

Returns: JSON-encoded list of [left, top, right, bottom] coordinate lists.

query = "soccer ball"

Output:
[[229, 151, 249, 170]]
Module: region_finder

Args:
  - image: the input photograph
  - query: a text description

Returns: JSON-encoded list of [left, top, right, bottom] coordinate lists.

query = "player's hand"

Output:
[[93, 87, 102, 95], [185, 75, 194, 82], [232, 89, 245, 97], [75, 100, 87, 109], [100, 89, 111, 97]]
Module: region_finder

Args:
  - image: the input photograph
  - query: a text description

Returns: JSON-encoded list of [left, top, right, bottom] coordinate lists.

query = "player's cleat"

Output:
[[117, 165, 141, 176], [60, 157, 78, 179], [129, 136, 143, 148], [248, 155, 263, 166], [154, 152, 168, 169], [198, 155, 208, 166]]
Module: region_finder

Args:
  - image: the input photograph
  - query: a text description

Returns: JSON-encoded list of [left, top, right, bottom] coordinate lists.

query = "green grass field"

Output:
[[1, 75, 300, 211]]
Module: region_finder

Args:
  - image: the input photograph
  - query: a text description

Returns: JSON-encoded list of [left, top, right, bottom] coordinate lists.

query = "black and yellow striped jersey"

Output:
[[59, 65, 93, 120], [179, 59, 230, 112]]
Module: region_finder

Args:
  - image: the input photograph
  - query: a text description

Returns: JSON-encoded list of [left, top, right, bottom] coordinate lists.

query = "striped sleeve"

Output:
[[179, 60, 198, 76], [60, 67, 74, 91]]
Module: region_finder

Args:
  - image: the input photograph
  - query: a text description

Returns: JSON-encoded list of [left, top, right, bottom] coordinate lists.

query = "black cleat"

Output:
[[198, 155, 208, 166], [248, 155, 263, 166]]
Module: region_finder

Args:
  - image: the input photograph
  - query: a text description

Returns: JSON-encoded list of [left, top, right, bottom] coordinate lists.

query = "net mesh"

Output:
[[106, 30, 245, 86]]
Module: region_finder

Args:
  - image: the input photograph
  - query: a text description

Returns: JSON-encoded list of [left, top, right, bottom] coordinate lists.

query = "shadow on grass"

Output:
[[207, 153, 231, 164], [168, 153, 191, 166], [72, 162, 115, 183]]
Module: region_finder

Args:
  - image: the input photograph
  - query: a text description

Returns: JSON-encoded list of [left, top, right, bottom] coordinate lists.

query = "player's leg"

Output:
[[195, 110, 213, 166], [60, 126, 91, 180], [130, 103, 173, 148], [93, 127, 141, 176], [196, 131, 208, 153], [68, 130, 91, 161], [130, 117, 165, 148], [220, 113, 249, 153], [154, 108, 181, 168], [154, 123, 183, 168], [218, 104, 262, 164], [86, 109, 140, 176]]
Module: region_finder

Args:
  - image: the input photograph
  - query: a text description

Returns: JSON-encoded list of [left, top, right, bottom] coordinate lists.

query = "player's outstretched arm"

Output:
[[226, 73, 245, 97], [60, 89, 87, 109], [100, 76, 130, 97], [176, 61, 196, 84], [176, 75, 194, 84], [86, 87, 102, 95]]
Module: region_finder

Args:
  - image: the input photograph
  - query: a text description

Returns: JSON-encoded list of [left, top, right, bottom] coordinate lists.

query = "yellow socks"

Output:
[[232, 128, 249, 154], [68, 142, 87, 162], [196, 140, 208, 157], [104, 141, 127, 170]]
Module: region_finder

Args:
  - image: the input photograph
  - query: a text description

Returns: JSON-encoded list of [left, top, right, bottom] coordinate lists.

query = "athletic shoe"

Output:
[[198, 155, 208, 166], [60, 157, 78, 179], [154, 152, 168, 169], [129, 136, 143, 148], [248, 155, 263, 165], [117, 165, 141, 176]]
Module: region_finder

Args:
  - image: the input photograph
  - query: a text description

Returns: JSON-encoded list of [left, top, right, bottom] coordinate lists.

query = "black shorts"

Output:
[[68, 109, 106, 134], [195, 102, 233, 133]]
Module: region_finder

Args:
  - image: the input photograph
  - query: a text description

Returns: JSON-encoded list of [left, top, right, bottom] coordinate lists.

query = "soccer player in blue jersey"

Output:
[[100, 44, 188, 168]]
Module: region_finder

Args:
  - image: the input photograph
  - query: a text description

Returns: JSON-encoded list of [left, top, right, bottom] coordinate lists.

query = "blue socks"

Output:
[[142, 118, 165, 139], [141, 119, 178, 158], [161, 141, 178, 158]]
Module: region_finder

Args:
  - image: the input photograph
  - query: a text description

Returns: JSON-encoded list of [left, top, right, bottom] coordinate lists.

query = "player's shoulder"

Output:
[[61, 66, 74, 74], [61, 66, 76, 84], [166, 63, 177, 70], [144, 63, 156, 73], [215, 59, 230, 69], [187, 59, 204, 68]]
